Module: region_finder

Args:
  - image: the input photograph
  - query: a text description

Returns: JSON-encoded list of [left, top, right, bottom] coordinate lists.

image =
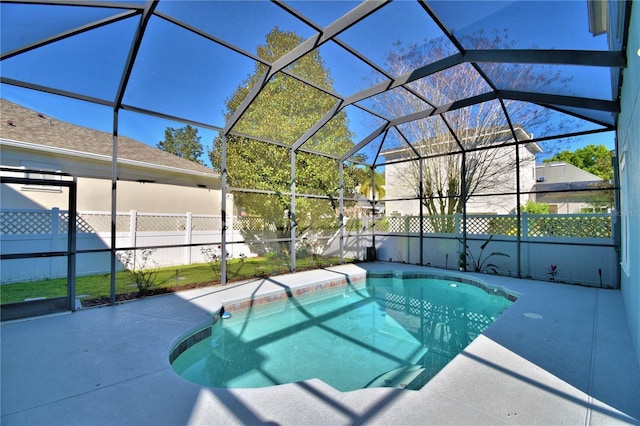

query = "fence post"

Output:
[[227, 209, 234, 258], [51, 208, 60, 277], [521, 212, 529, 241], [129, 210, 137, 248], [51, 207, 60, 249], [185, 212, 193, 264]]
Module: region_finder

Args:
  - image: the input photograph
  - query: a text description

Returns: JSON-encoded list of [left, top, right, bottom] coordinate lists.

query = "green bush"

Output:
[[117, 249, 158, 296]]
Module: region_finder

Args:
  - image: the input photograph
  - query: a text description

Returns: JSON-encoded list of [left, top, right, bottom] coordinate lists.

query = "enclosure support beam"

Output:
[[0, 10, 141, 61], [292, 100, 343, 151], [514, 141, 523, 278], [465, 49, 625, 68], [341, 122, 389, 163], [499, 90, 619, 113], [502, 99, 522, 278], [68, 177, 77, 311], [339, 163, 345, 264], [461, 153, 468, 269], [290, 149, 297, 272], [109, 110, 118, 305], [419, 158, 424, 266], [114, 0, 158, 109], [370, 166, 376, 260], [221, 135, 228, 285]]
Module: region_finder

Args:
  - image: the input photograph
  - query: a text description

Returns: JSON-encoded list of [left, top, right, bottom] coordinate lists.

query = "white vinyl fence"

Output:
[[1, 209, 245, 283], [368, 213, 617, 288], [1, 209, 617, 288]]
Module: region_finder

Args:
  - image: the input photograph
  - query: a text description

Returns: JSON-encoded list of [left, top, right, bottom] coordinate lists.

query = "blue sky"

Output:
[[0, 0, 617, 167]]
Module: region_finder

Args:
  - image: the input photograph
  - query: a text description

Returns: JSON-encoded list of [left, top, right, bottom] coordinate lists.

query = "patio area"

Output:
[[2, 262, 639, 425]]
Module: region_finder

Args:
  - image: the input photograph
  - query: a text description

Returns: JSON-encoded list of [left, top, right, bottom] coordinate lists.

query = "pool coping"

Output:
[[222, 271, 368, 313]]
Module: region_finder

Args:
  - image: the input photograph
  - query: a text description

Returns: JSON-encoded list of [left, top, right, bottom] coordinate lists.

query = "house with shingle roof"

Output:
[[533, 161, 608, 214], [1, 99, 222, 214]]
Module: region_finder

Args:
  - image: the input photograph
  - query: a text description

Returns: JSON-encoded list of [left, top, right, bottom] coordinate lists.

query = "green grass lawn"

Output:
[[1, 256, 349, 305]]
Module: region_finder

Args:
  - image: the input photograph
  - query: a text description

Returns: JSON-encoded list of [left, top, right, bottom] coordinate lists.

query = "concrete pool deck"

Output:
[[1, 262, 639, 425]]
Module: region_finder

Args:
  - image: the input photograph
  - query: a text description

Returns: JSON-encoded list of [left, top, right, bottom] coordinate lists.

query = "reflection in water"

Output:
[[173, 276, 513, 391]]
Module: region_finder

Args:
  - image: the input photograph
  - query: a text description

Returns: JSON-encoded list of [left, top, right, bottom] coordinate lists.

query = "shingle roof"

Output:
[[0, 99, 215, 176], [534, 161, 603, 184]]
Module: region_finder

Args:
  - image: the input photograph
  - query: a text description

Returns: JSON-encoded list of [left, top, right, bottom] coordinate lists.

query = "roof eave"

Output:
[[0, 138, 221, 187]]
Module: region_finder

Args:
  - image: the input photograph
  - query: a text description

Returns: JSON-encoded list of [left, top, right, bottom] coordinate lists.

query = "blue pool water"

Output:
[[171, 273, 514, 391]]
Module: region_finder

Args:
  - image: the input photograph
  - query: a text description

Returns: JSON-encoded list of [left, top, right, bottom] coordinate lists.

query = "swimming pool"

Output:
[[170, 272, 516, 392]]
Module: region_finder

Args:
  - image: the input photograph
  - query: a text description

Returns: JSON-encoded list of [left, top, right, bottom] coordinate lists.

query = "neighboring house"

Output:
[[383, 125, 541, 216], [1, 99, 222, 215], [1, 99, 230, 283], [533, 161, 608, 214]]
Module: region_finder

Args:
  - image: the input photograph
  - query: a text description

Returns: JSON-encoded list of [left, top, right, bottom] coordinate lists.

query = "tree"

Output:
[[359, 171, 386, 199], [520, 200, 549, 214], [545, 144, 613, 181], [377, 30, 573, 224], [358, 170, 386, 217], [210, 28, 360, 258], [157, 125, 204, 164]]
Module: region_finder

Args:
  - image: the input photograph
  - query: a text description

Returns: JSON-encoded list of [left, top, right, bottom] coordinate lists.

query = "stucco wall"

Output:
[[2, 177, 221, 214], [385, 144, 536, 216], [618, 1, 640, 367], [107, 179, 221, 214]]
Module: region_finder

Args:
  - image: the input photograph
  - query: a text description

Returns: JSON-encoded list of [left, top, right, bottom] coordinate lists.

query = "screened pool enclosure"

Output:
[[0, 0, 631, 317]]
